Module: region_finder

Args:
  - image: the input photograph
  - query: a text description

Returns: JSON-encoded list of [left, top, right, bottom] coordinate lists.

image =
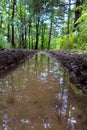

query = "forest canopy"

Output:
[[0, 0, 87, 51]]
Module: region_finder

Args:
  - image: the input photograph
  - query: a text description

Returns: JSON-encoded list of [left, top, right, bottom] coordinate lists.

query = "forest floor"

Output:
[[0, 48, 87, 93]]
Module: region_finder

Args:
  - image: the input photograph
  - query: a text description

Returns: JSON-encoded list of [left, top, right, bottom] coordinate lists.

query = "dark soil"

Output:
[[0, 49, 87, 93], [0, 48, 38, 71], [46, 50, 87, 93]]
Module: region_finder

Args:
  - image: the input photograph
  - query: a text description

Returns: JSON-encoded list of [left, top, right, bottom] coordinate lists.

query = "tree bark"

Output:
[[67, 0, 71, 34], [7, 0, 10, 43], [12, 0, 16, 47], [74, 0, 83, 29], [48, 19, 53, 50], [41, 22, 45, 50], [8, 24, 10, 43], [24, 25, 27, 48], [41, 26, 44, 50], [28, 21, 31, 49], [0, 16, 2, 32], [35, 17, 40, 49]]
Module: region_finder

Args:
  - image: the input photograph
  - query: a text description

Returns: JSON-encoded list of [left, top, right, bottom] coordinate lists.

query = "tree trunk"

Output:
[[74, 0, 83, 29], [41, 26, 44, 50], [12, 0, 16, 47], [24, 25, 27, 48], [41, 21, 45, 50], [35, 17, 40, 50], [19, 2, 25, 49], [23, 14, 27, 49], [0, 0, 2, 33], [21, 28, 24, 48], [7, 0, 10, 43], [48, 19, 52, 50], [12, 24, 15, 47], [31, 36, 34, 49], [0, 16, 2, 33], [8, 24, 10, 43], [28, 22, 31, 49], [67, 0, 71, 34]]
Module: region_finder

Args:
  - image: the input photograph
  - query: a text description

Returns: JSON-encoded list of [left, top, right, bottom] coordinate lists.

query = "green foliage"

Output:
[[55, 4, 87, 52], [56, 32, 76, 50], [74, 5, 87, 52], [0, 34, 11, 48], [56, 30, 87, 52], [0, 0, 87, 51], [0, 0, 66, 49]]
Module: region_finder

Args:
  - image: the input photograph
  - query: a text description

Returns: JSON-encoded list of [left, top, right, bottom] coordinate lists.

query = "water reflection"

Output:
[[0, 54, 87, 130]]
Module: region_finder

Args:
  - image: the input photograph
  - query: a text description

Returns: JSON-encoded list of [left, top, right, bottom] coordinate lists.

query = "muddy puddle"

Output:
[[0, 54, 87, 130]]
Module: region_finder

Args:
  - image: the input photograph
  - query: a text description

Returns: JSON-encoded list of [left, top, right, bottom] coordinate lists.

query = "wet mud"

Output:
[[47, 50, 87, 92], [0, 49, 38, 71], [0, 49, 87, 92]]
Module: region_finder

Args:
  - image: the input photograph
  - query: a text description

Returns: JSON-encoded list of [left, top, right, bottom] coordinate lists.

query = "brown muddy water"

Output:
[[0, 54, 87, 130]]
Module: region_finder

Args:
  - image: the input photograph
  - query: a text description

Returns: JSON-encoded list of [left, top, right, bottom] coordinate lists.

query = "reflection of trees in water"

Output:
[[30, 55, 87, 130], [55, 70, 87, 130], [0, 54, 87, 130]]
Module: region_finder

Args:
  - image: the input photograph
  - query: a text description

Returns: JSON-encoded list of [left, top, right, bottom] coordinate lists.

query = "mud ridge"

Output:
[[0, 49, 38, 71], [44, 50, 87, 93]]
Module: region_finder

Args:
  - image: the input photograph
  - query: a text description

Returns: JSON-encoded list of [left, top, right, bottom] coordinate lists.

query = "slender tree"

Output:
[[74, 0, 83, 29], [12, 0, 16, 47], [35, 16, 40, 49], [48, 15, 53, 50], [41, 21, 46, 50], [7, 0, 11, 43], [67, 0, 71, 34]]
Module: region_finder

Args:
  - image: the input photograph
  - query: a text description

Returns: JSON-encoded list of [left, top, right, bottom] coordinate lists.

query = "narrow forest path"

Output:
[[0, 49, 87, 92]]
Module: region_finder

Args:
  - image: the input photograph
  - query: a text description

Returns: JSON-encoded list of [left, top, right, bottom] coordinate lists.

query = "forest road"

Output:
[[0, 49, 87, 92]]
